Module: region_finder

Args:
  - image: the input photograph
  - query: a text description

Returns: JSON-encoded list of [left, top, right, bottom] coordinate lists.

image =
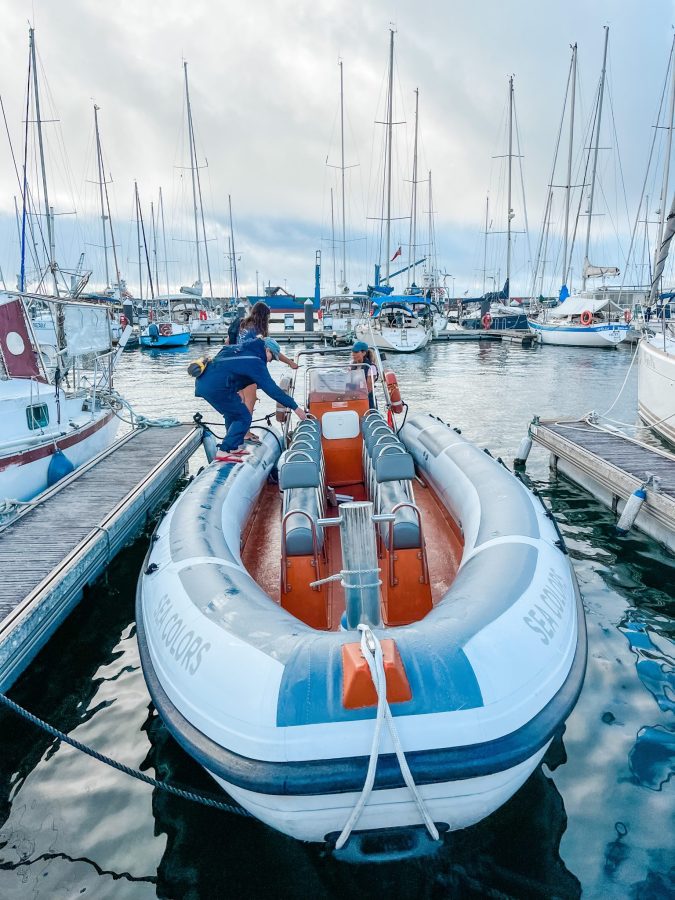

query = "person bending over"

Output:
[[228, 301, 298, 440], [194, 337, 306, 462]]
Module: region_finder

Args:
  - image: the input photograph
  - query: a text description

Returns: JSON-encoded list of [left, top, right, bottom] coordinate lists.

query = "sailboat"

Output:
[[637, 42, 675, 446], [463, 78, 530, 332], [1, 29, 122, 506], [354, 31, 432, 354], [139, 180, 191, 348], [319, 62, 369, 343], [528, 31, 631, 347]]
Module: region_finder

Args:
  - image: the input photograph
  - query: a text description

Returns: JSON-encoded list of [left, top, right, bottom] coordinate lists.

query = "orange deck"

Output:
[[241, 475, 463, 631]]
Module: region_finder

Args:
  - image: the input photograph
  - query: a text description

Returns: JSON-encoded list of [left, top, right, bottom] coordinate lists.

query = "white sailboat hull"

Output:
[[528, 319, 630, 347], [354, 323, 431, 353], [637, 334, 675, 446]]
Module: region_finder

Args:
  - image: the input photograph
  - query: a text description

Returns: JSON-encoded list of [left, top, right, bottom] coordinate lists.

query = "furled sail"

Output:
[[649, 192, 675, 304], [582, 258, 620, 279]]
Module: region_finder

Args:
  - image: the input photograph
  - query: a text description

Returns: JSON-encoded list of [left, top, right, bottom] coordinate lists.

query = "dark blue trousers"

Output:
[[205, 391, 252, 451]]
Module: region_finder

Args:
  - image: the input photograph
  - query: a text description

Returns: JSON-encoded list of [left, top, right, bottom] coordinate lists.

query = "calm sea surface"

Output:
[[0, 338, 673, 898]]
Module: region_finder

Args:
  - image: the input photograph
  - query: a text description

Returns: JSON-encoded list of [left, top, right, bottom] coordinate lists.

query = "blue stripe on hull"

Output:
[[135, 554, 587, 796]]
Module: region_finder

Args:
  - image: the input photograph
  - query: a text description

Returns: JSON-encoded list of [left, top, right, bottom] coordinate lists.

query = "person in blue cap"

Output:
[[350, 340, 378, 408], [194, 337, 306, 462]]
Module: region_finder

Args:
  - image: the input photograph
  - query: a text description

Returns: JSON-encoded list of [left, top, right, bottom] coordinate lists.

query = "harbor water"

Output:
[[0, 340, 673, 898]]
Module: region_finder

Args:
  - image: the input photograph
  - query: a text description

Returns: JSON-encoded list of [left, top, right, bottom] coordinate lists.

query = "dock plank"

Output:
[[0, 424, 202, 689]]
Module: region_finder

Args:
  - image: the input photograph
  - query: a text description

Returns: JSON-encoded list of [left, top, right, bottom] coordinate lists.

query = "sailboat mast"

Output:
[[428, 170, 435, 285], [506, 75, 514, 292], [29, 28, 59, 296], [562, 43, 577, 286], [339, 60, 347, 288], [135, 181, 143, 301], [330, 187, 337, 293], [384, 28, 395, 285], [654, 35, 675, 273], [184, 62, 202, 286], [159, 186, 170, 297], [408, 87, 419, 287], [482, 194, 489, 295], [228, 195, 239, 300], [93, 105, 110, 288], [582, 25, 609, 291], [151, 201, 159, 295]]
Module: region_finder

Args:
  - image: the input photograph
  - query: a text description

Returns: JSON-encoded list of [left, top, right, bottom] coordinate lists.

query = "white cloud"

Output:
[[0, 0, 672, 296]]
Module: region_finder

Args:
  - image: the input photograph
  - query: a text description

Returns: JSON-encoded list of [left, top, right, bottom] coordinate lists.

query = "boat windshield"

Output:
[[307, 366, 368, 397]]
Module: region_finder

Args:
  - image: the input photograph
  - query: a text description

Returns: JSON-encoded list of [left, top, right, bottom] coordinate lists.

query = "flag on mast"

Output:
[[391, 246, 402, 261]]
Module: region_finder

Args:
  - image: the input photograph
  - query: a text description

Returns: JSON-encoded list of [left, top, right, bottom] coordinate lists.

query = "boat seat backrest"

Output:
[[373, 445, 416, 483], [280, 422, 325, 557]]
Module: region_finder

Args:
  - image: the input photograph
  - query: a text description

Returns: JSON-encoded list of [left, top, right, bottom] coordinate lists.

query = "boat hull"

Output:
[[0, 410, 118, 502], [354, 323, 431, 353], [136, 416, 586, 848], [140, 331, 191, 348], [528, 319, 629, 346], [637, 335, 675, 446]]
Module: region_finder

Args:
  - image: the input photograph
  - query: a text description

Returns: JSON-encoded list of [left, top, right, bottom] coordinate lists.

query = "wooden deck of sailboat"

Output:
[[0, 424, 203, 690]]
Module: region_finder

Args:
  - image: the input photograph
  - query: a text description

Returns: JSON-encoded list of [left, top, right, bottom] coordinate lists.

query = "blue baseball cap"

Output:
[[351, 340, 369, 352], [264, 337, 281, 359]]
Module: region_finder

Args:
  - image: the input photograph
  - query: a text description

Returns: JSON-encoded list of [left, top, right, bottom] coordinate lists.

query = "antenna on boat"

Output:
[[183, 61, 214, 303], [29, 27, 59, 297], [228, 194, 239, 300], [582, 26, 609, 292], [339, 59, 348, 291], [562, 44, 577, 286], [94, 105, 122, 296], [158, 186, 170, 297], [384, 28, 395, 286], [506, 75, 514, 295], [408, 88, 420, 288]]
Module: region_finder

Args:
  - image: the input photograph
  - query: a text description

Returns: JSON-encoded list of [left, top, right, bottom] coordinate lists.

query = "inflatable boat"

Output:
[[136, 351, 586, 859]]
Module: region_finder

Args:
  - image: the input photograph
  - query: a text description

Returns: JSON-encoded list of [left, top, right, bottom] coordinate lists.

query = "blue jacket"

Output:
[[195, 338, 298, 409]]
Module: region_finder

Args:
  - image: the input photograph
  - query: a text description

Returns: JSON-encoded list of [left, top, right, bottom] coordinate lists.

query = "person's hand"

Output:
[[295, 407, 308, 421], [289, 360, 300, 370]]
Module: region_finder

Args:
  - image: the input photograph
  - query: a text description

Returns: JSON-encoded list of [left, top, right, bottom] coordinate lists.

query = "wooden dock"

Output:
[[0, 424, 203, 689], [191, 328, 535, 346], [529, 418, 675, 551]]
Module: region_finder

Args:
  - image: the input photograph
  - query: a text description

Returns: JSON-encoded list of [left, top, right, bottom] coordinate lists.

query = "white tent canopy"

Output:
[[549, 296, 610, 318]]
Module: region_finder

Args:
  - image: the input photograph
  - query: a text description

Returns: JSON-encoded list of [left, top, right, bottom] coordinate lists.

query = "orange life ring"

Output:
[[148, 309, 154, 322], [580, 310, 593, 326], [119, 314, 128, 329], [624, 308, 632, 323], [317, 309, 323, 321], [385, 370, 404, 414], [159, 323, 172, 336], [482, 312, 492, 330], [199, 309, 208, 321]]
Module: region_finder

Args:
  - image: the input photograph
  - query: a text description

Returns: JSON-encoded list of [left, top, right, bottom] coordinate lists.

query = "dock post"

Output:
[[304, 298, 314, 332]]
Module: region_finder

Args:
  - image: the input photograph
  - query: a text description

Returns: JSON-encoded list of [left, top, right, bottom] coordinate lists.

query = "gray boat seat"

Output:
[[283, 487, 324, 556], [377, 480, 420, 550], [374, 447, 415, 483], [279, 454, 321, 490]]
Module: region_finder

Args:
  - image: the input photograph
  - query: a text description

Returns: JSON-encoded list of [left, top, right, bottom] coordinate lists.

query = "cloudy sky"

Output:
[[0, 0, 673, 299]]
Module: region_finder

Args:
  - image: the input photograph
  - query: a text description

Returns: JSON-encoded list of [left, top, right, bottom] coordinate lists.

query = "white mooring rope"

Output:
[[335, 624, 439, 850]]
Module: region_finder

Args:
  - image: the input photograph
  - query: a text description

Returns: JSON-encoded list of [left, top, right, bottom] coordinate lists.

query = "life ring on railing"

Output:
[[370, 304, 377, 317], [385, 370, 404, 414], [481, 312, 492, 330], [119, 314, 128, 329], [317, 309, 323, 321], [624, 308, 632, 323], [148, 309, 154, 322], [159, 323, 172, 336], [580, 310, 593, 326], [199, 309, 208, 321]]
